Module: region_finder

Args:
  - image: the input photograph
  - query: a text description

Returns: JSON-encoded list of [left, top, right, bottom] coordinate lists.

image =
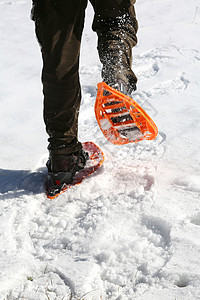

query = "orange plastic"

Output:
[[95, 82, 158, 145]]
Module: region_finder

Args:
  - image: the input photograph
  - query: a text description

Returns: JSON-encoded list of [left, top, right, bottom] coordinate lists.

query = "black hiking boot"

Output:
[[46, 149, 89, 197]]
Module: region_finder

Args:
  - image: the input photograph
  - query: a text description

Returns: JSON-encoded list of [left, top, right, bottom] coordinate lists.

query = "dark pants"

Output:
[[32, 0, 138, 155]]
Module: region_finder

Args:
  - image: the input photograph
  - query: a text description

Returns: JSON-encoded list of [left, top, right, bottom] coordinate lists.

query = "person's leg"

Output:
[[31, 0, 87, 156], [90, 0, 138, 94]]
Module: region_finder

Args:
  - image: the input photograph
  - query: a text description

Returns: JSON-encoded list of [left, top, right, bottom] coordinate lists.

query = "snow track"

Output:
[[1, 0, 200, 299]]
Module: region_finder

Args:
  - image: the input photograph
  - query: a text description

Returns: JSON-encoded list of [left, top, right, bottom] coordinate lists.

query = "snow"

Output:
[[0, 0, 200, 299]]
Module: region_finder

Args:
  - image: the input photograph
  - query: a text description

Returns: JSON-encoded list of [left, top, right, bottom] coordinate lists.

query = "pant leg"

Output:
[[32, 0, 87, 155], [89, 0, 138, 94]]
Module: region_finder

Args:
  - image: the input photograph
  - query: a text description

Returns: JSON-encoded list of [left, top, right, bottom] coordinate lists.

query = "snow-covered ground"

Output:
[[0, 0, 200, 299]]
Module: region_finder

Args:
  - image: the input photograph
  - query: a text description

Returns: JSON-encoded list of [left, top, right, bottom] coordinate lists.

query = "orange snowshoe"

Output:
[[95, 82, 158, 145]]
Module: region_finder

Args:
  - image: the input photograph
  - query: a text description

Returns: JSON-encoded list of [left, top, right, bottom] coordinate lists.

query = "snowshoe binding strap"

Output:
[[95, 82, 158, 145]]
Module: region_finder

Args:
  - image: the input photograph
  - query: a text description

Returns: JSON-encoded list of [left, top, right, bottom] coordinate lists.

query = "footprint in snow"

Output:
[[173, 174, 200, 193], [174, 274, 191, 288], [142, 215, 172, 248], [190, 213, 200, 226], [135, 61, 160, 82]]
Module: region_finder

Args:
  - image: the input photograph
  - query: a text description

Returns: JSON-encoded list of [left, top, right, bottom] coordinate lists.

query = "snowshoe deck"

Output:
[[95, 82, 158, 145], [45, 142, 104, 199]]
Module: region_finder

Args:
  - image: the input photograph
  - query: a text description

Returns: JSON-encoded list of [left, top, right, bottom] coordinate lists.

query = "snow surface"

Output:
[[0, 0, 200, 299]]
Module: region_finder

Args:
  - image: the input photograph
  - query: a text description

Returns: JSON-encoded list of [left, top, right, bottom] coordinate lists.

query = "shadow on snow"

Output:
[[0, 167, 47, 199]]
